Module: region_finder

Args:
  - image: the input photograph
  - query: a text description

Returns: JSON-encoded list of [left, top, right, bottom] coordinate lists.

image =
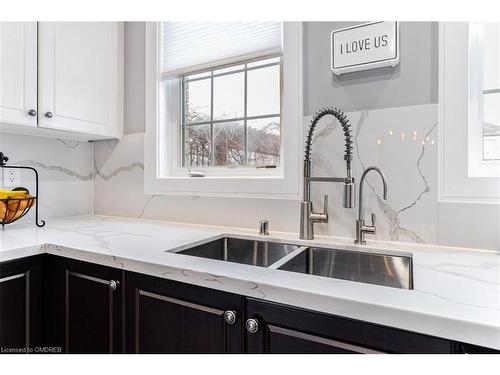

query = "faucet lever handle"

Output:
[[323, 195, 329, 215], [371, 213, 376, 226]]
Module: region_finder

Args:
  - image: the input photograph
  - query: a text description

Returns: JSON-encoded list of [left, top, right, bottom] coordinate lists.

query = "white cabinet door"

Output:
[[0, 22, 37, 127], [38, 22, 123, 138]]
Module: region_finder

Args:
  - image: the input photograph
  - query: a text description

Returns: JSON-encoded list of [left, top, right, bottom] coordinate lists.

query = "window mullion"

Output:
[[244, 64, 249, 165], [210, 71, 215, 166], [181, 77, 186, 167], [181, 56, 281, 170]]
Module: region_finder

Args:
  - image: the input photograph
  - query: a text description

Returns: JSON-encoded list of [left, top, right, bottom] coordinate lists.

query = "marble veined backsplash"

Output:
[[94, 104, 444, 246], [0, 133, 93, 224], [1, 104, 495, 250]]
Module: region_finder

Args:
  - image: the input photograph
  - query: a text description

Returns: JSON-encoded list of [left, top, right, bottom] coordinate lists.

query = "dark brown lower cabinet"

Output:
[[244, 298, 459, 354], [55, 257, 124, 353], [0, 255, 43, 353], [125, 271, 243, 353], [1, 255, 499, 354]]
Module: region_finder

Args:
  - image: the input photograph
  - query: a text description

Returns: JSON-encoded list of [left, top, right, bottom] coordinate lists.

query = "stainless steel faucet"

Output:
[[355, 166, 388, 245], [300, 108, 355, 240]]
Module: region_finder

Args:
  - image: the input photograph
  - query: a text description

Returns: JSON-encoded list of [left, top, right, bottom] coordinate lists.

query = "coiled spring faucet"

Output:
[[300, 107, 355, 240]]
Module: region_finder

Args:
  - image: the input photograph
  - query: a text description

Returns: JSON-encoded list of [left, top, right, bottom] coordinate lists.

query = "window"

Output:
[[482, 23, 500, 161], [466, 22, 500, 179], [159, 22, 283, 173], [145, 22, 303, 198], [181, 57, 281, 168], [439, 22, 500, 204]]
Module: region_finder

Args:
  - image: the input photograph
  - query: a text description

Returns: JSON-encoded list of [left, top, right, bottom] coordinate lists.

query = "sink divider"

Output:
[[267, 246, 309, 269]]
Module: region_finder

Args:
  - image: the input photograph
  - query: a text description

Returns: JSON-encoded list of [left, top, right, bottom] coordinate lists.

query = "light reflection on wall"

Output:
[[375, 130, 435, 146]]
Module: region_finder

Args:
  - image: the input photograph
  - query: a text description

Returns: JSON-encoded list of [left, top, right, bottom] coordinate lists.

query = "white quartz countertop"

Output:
[[1, 215, 499, 350]]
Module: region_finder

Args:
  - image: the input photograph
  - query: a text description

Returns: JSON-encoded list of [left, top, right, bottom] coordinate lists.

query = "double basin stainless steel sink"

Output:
[[175, 237, 413, 290]]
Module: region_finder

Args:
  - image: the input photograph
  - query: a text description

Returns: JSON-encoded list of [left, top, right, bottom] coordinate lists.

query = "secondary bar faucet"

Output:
[[300, 108, 355, 240], [355, 166, 388, 245]]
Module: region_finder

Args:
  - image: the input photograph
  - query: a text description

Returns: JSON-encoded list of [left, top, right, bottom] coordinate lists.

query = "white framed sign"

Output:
[[331, 21, 400, 75]]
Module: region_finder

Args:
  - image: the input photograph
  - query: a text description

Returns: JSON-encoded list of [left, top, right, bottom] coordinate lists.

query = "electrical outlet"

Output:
[[2, 168, 21, 187]]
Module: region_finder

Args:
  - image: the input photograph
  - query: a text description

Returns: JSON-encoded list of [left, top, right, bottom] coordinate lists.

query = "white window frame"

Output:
[[438, 22, 500, 204], [468, 22, 500, 177], [176, 56, 282, 174], [144, 22, 303, 199]]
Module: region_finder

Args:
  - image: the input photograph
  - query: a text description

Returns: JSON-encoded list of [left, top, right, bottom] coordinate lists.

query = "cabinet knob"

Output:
[[44, 112, 53, 119], [245, 318, 259, 334], [224, 310, 237, 325], [27, 109, 37, 117], [109, 280, 120, 291]]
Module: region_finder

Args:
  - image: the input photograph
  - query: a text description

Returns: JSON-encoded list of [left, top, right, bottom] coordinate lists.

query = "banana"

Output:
[[0, 188, 33, 222], [0, 188, 28, 199]]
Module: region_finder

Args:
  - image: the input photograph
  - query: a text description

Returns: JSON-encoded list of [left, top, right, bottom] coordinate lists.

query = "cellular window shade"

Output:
[[160, 22, 282, 77]]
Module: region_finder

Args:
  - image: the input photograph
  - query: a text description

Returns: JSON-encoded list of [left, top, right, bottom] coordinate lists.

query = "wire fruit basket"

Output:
[[0, 152, 45, 228], [0, 193, 36, 226]]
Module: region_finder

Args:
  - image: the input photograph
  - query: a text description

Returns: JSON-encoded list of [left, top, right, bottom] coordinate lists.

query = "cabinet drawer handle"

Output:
[[27, 109, 37, 117], [245, 318, 259, 334], [109, 280, 120, 291], [45, 112, 53, 118], [224, 310, 237, 325]]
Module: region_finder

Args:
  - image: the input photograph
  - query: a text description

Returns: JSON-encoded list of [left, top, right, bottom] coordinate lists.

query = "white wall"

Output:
[[303, 22, 439, 113], [124, 22, 146, 135], [0, 22, 490, 250], [0, 133, 93, 224], [93, 105, 499, 250], [95, 104, 445, 243], [92, 21, 500, 251]]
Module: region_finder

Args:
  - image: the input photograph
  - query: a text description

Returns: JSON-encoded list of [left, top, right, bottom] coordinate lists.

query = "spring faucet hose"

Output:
[[304, 107, 353, 172]]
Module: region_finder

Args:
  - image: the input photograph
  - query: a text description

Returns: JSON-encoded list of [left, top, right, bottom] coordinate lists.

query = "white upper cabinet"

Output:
[[0, 22, 38, 128], [0, 22, 123, 140], [38, 22, 123, 138]]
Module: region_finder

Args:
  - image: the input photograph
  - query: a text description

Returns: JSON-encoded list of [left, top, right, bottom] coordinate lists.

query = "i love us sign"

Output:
[[331, 21, 400, 75]]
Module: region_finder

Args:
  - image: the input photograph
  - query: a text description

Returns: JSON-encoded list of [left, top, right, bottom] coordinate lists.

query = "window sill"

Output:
[[169, 166, 283, 178], [468, 160, 500, 178], [145, 177, 302, 200], [165, 175, 285, 180]]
